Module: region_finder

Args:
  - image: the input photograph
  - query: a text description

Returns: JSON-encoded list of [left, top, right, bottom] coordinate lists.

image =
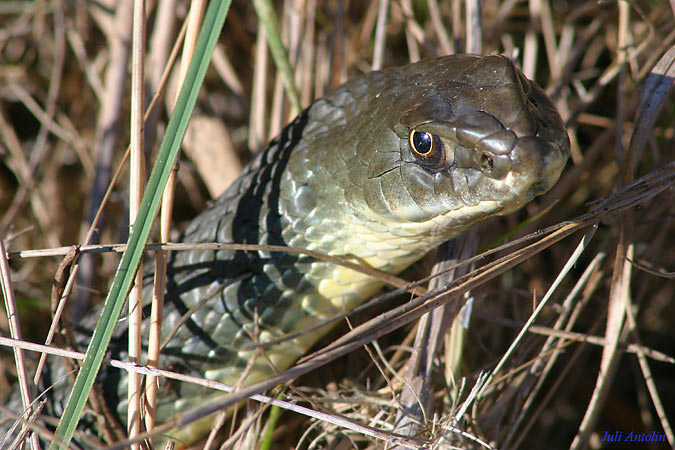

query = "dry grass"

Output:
[[1, 0, 674, 449]]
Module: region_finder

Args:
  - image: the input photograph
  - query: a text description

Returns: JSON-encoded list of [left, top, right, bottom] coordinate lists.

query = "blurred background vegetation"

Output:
[[0, 0, 674, 448]]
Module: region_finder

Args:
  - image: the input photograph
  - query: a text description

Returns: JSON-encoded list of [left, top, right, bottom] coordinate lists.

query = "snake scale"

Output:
[[4, 54, 569, 447]]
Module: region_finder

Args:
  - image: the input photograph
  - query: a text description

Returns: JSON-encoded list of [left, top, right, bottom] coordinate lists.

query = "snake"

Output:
[[5, 54, 569, 447]]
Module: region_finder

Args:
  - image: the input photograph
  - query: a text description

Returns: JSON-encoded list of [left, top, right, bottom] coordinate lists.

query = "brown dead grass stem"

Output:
[[1, 2, 674, 449]]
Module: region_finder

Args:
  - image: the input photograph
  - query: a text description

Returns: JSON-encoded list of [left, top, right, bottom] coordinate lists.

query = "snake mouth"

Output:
[[444, 132, 568, 218]]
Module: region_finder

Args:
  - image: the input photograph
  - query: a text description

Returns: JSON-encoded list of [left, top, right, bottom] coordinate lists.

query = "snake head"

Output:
[[332, 54, 570, 238], [287, 54, 569, 253]]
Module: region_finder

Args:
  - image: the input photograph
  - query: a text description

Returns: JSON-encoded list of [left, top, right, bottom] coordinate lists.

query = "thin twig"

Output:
[[31, 16, 188, 387], [145, 0, 206, 439], [1, 235, 39, 450], [7, 242, 426, 296], [249, 21, 268, 153], [427, 0, 453, 54], [77, 0, 134, 316], [475, 225, 597, 402], [0, 335, 425, 450], [127, 0, 146, 445], [372, 0, 389, 70], [108, 163, 674, 448], [623, 287, 675, 445]]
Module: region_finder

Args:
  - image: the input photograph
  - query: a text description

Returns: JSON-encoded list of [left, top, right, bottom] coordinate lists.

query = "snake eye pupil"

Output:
[[410, 130, 433, 155], [407, 129, 445, 167]]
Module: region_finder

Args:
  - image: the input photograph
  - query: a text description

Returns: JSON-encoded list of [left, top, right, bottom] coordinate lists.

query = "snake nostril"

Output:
[[480, 153, 494, 171]]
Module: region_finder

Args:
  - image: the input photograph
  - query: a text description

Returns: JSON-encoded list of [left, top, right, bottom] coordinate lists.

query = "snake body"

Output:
[[8, 55, 570, 446]]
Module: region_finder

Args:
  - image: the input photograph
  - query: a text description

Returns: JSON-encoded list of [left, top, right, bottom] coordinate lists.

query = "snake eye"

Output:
[[408, 129, 444, 167], [410, 130, 433, 155]]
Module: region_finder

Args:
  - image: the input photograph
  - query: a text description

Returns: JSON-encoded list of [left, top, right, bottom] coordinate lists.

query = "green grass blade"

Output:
[[251, 0, 302, 113], [49, 1, 232, 448], [259, 390, 283, 450]]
